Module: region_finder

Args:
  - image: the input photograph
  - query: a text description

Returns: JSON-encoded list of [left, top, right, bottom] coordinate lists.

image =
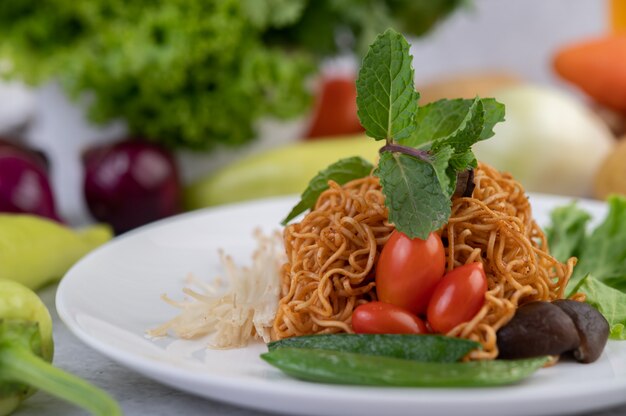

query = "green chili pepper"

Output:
[[0, 279, 121, 416], [0, 215, 112, 290]]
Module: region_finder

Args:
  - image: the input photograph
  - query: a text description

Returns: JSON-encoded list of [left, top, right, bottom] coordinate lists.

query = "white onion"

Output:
[[474, 85, 614, 197]]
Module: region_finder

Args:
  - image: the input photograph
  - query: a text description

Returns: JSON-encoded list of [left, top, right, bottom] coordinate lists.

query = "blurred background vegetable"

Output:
[[0, 215, 111, 290], [0, 139, 61, 221], [185, 135, 378, 209], [554, 35, 626, 114], [595, 135, 626, 198], [305, 72, 363, 139], [0, 279, 121, 416], [473, 85, 614, 197], [83, 139, 182, 234], [0, 0, 463, 151]]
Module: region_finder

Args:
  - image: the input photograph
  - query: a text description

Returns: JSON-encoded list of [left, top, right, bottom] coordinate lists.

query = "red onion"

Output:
[[0, 138, 61, 221], [83, 139, 182, 234]]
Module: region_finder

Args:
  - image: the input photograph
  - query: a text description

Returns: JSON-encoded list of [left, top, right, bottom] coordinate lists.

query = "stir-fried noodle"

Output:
[[273, 163, 575, 359]]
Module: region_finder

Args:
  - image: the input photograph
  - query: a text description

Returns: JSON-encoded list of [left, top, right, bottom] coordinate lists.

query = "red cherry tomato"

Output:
[[375, 231, 445, 315], [427, 262, 488, 334], [352, 302, 428, 334]]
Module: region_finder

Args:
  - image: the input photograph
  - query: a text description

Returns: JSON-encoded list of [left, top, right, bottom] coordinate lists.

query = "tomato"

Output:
[[375, 231, 445, 315], [427, 262, 488, 334], [305, 75, 364, 139], [352, 302, 428, 334]]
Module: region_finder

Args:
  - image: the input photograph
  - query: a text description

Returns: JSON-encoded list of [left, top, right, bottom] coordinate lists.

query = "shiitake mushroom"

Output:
[[496, 302, 580, 359], [496, 300, 609, 363], [553, 299, 610, 363]]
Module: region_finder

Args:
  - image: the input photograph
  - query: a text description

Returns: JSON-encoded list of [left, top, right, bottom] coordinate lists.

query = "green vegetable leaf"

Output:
[[397, 97, 503, 200], [430, 145, 456, 196], [401, 98, 504, 150], [356, 29, 419, 142], [572, 275, 626, 340], [281, 156, 373, 225], [545, 202, 592, 263], [569, 195, 626, 289], [241, 0, 307, 29], [376, 151, 451, 239], [480, 98, 507, 140]]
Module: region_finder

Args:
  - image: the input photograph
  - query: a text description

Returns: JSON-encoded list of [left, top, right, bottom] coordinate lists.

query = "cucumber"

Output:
[[267, 334, 479, 363], [261, 348, 548, 387]]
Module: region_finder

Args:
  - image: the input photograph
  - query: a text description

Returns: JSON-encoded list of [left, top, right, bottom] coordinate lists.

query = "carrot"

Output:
[[554, 35, 626, 113]]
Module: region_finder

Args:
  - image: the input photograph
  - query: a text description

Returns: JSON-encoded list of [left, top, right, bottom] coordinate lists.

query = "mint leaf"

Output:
[[356, 29, 419, 142], [430, 145, 455, 196], [431, 98, 484, 155], [396, 97, 503, 201], [282, 157, 373, 225], [376, 152, 450, 239], [572, 275, 626, 340], [402, 98, 504, 150], [480, 98, 506, 140], [545, 202, 592, 263]]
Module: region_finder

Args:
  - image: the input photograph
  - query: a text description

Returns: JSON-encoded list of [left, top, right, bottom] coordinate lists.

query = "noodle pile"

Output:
[[273, 177, 393, 339], [273, 162, 575, 359], [442, 163, 575, 359]]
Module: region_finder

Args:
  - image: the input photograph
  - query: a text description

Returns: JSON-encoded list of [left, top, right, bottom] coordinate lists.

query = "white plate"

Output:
[[57, 194, 626, 416]]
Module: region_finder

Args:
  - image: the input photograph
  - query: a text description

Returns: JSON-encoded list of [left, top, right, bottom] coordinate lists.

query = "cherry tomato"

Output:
[[352, 302, 428, 334], [427, 262, 488, 334], [306, 75, 364, 139], [375, 231, 445, 315]]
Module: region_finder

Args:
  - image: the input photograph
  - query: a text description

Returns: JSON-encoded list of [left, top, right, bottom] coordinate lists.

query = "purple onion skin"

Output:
[[83, 139, 182, 234], [0, 141, 61, 222]]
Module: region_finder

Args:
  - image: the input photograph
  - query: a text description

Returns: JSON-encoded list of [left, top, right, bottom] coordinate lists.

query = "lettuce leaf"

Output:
[[548, 195, 626, 290], [572, 275, 626, 340], [0, 0, 463, 151], [547, 196, 626, 340], [545, 202, 591, 263]]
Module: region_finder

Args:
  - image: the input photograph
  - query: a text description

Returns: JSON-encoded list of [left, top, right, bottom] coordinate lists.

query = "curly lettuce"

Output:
[[0, 0, 462, 150]]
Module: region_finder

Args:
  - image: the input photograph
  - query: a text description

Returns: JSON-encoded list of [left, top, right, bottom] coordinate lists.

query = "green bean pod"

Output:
[[262, 347, 549, 387]]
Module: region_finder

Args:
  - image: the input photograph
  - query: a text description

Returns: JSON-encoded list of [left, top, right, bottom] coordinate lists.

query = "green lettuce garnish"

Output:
[[571, 275, 626, 340], [547, 195, 626, 290], [547, 195, 626, 341]]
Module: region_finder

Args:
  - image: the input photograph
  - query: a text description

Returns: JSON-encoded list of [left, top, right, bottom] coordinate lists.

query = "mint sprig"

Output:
[[358, 30, 504, 239], [282, 29, 504, 239]]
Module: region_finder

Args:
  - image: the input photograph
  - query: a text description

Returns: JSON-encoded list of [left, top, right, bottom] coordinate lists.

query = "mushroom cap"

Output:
[[552, 299, 610, 363], [497, 301, 580, 359]]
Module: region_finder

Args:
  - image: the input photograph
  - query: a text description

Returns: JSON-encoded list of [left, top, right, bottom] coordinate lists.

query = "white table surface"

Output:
[[7, 284, 626, 416]]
